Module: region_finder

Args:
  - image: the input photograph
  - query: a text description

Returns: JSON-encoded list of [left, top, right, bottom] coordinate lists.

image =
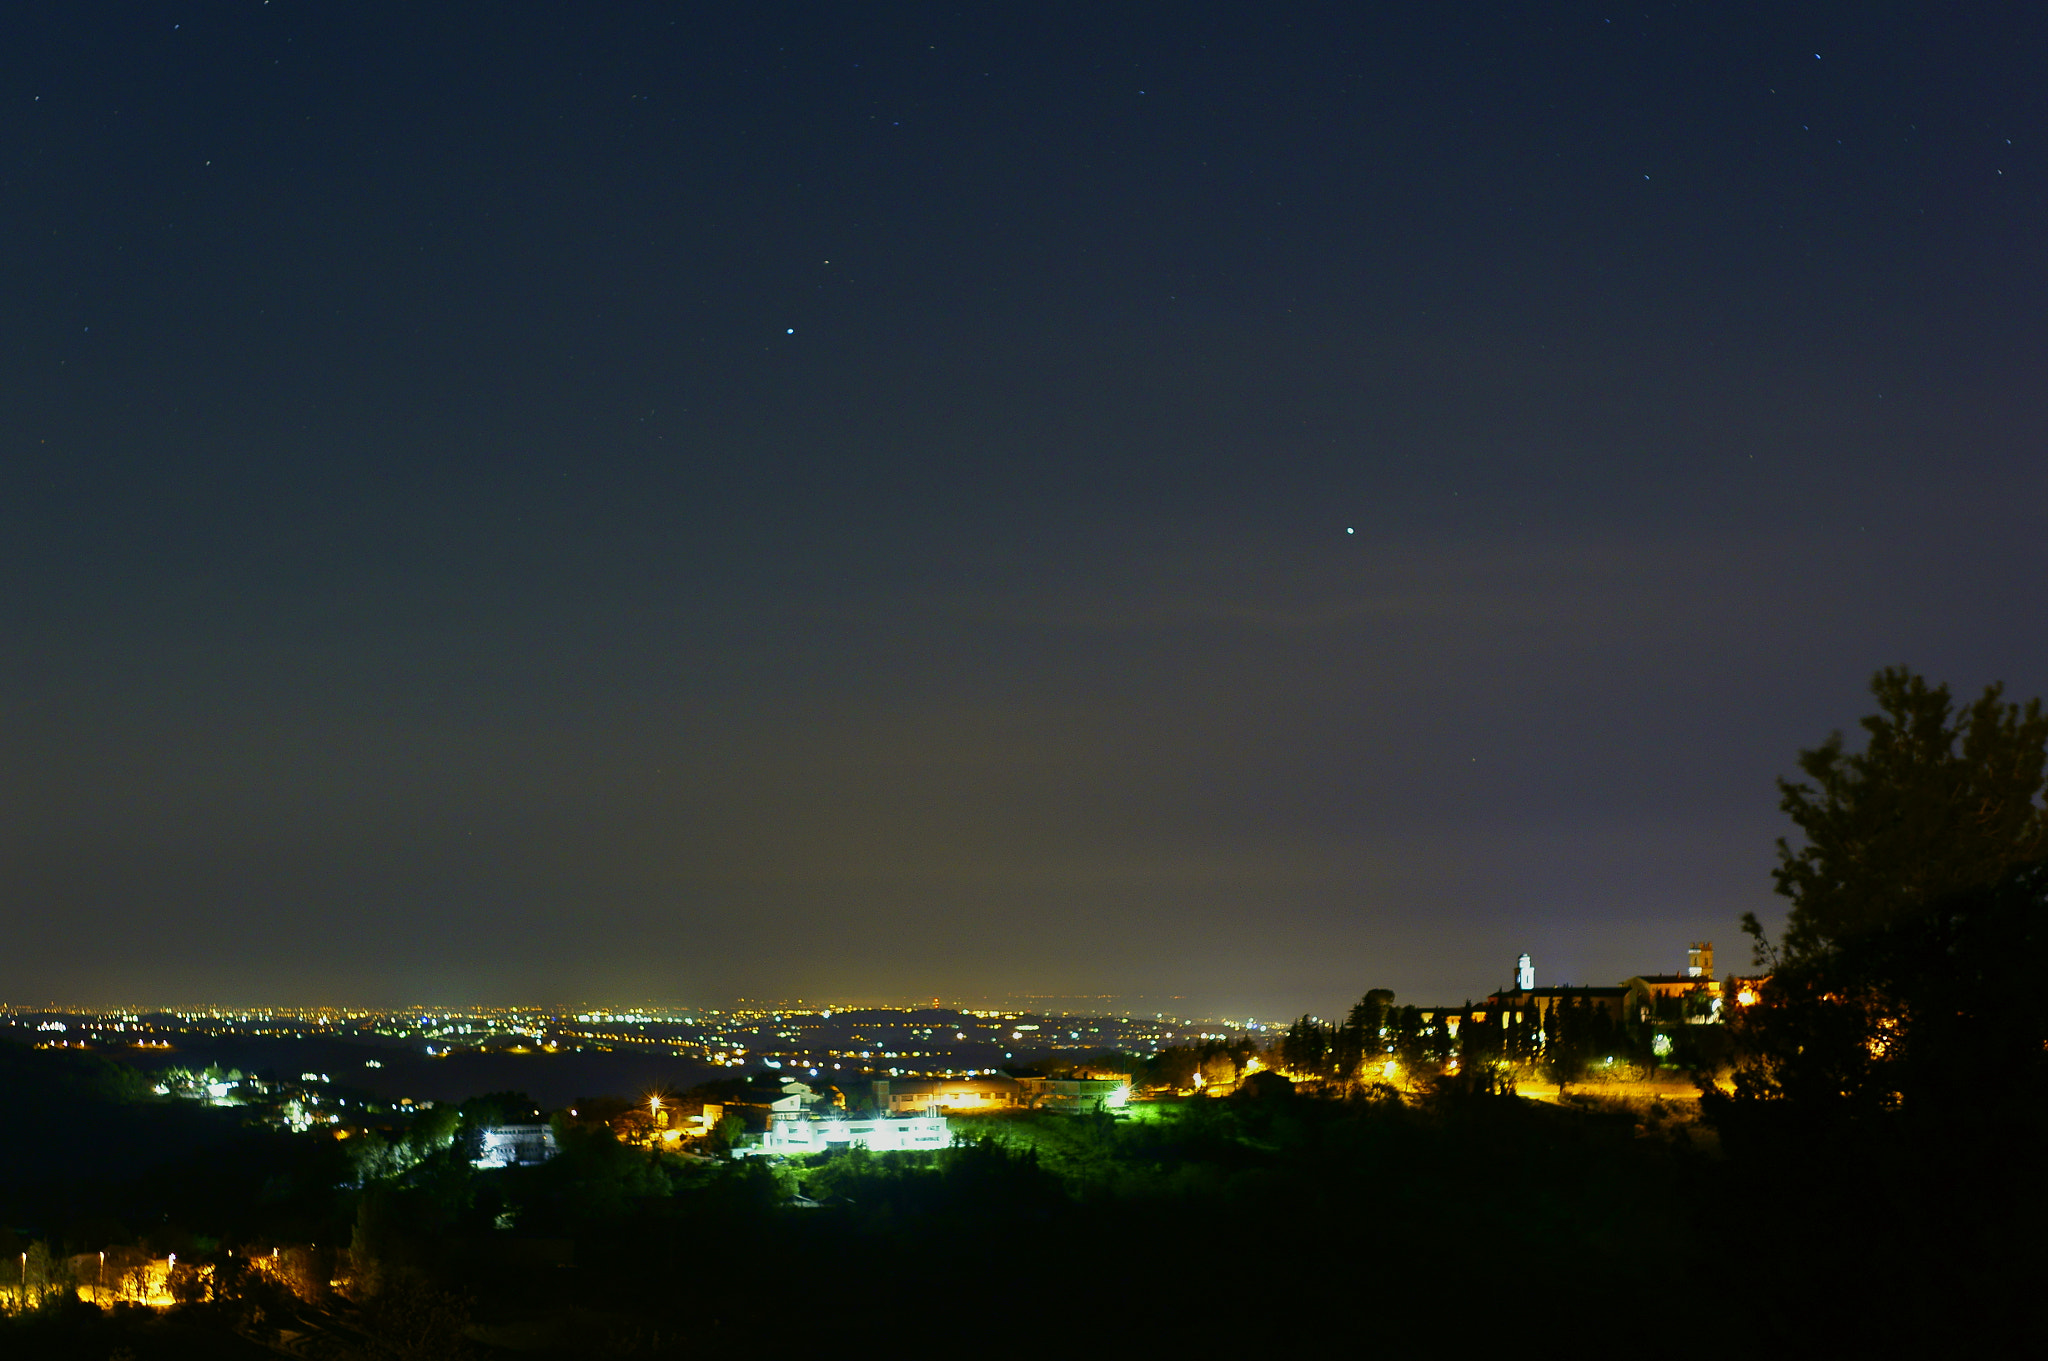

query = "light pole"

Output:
[[98, 1251, 105, 1304]]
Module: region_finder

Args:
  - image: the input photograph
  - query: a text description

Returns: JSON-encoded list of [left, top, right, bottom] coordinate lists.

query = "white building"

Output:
[[736, 1113, 951, 1158], [474, 1124, 558, 1168]]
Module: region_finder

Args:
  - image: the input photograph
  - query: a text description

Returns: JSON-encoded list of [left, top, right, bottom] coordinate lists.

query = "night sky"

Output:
[[7, 3, 2045, 1017]]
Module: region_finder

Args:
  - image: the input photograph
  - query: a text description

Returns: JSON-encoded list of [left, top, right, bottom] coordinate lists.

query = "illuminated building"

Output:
[[1013, 1076, 1131, 1111], [1623, 944, 1734, 1023], [1442, 943, 1773, 1043], [871, 1077, 1020, 1113], [1484, 980, 1630, 1026], [1487, 945, 1757, 1028], [474, 1124, 558, 1168], [725, 1077, 828, 1120], [739, 1113, 952, 1157]]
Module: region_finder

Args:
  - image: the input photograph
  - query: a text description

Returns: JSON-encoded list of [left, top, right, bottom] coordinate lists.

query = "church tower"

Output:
[[1687, 941, 1714, 978], [1516, 953, 1535, 991]]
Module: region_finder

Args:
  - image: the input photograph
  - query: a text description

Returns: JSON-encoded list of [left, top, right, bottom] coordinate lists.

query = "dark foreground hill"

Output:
[[3, 1035, 2038, 1356]]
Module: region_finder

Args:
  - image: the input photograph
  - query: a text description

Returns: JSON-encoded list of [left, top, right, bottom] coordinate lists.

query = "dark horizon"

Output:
[[8, 3, 2045, 1020]]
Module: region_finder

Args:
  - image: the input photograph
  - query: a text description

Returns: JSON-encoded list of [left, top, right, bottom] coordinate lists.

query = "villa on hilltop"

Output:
[[1418, 941, 1765, 1034]]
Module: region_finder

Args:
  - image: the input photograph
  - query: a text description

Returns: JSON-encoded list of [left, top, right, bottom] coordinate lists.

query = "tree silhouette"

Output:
[[1766, 666, 2048, 962]]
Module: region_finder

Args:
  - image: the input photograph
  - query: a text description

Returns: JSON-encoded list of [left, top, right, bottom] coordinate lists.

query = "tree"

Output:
[[1144, 1045, 1201, 1090], [1709, 670, 2048, 1167], [1421, 1011, 1456, 1070], [358, 1276, 476, 1361], [1507, 1003, 1540, 1066], [1281, 1016, 1330, 1079], [166, 1257, 209, 1306], [408, 1104, 460, 1149], [22, 1241, 60, 1309], [1328, 990, 1395, 1084], [1766, 666, 2048, 962], [1581, 993, 1617, 1061], [709, 1113, 746, 1154], [1709, 862, 2048, 1151], [1331, 1009, 1365, 1083], [102, 1245, 152, 1304], [1389, 1006, 1428, 1076], [1198, 1052, 1238, 1088], [1542, 994, 1582, 1092]]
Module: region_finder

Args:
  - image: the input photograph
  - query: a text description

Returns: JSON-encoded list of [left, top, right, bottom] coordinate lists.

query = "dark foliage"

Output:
[[1696, 939, 2044, 1340], [0, 1037, 353, 1240], [1770, 666, 2048, 962]]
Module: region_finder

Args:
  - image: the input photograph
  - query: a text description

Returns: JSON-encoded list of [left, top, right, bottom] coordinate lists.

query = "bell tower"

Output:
[[1687, 941, 1714, 978]]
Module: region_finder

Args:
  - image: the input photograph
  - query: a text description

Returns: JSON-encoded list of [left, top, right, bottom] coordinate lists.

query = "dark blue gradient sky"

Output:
[[6, 3, 2045, 1016]]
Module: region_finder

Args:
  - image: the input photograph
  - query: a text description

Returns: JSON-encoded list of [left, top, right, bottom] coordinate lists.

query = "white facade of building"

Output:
[[737, 1113, 951, 1158], [474, 1124, 558, 1168]]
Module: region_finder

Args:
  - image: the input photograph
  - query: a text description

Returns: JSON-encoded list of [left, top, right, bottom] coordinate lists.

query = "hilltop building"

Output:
[[1015, 1075, 1131, 1111], [720, 1075, 952, 1156], [1622, 942, 1725, 1023], [872, 1077, 1020, 1114], [738, 1112, 952, 1157], [1473, 942, 1759, 1028], [730, 1073, 1133, 1157], [475, 1124, 557, 1168], [1482, 983, 1631, 1025]]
